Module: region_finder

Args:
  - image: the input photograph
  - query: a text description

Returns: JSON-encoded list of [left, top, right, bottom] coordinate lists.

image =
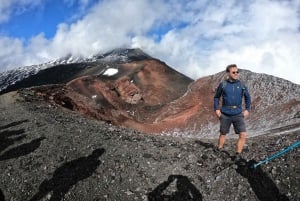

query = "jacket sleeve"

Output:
[[213, 83, 223, 111], [244, 86, 251, 111]]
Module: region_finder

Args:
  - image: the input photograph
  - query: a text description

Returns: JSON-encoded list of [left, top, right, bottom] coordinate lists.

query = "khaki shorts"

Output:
[[220, 113, 246, 134]]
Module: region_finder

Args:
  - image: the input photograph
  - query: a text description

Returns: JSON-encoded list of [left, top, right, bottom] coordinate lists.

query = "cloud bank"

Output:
[[0, 0, 300, 84]]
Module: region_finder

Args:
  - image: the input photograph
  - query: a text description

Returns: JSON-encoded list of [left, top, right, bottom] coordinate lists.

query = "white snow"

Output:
[[0, 50, 131, 92], [103, 68, 118, 76]]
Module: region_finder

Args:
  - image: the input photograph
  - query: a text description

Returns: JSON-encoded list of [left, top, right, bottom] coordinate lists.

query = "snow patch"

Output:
[[103, 68, 118, 76]]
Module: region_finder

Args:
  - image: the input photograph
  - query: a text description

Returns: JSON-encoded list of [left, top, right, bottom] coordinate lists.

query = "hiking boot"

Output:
[[233, 153, 242, 162], [213, 147, 223, 153], [233, 153, 247, 166]]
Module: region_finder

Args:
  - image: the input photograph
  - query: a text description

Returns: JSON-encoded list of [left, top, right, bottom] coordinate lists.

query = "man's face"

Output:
[[228, 67, 239, 80]]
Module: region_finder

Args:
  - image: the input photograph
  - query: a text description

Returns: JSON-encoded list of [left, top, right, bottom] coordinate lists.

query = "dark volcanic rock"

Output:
[[0, 90, 299, 201], [0, 63, 90, 95]]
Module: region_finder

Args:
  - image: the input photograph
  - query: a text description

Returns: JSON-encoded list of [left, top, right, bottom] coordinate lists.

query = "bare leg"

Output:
[[236, 132, 246, 153], [218, 133, 226, 149]]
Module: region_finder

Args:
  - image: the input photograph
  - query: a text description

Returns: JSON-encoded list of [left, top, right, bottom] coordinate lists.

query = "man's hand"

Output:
[[215, 110, 221, 118], [243, 110, 249, 118]]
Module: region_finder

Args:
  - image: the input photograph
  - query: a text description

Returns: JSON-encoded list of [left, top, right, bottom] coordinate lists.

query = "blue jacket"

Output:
[[214, 79, 251, 116]]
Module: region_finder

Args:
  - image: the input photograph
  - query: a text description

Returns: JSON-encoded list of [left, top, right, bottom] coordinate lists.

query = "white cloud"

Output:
[[0, 0, 300, 84], [45, 0, 173, 58], [0, 0, 42, 23], [135, 0, 300, 83], [0, 36, 23, 68]]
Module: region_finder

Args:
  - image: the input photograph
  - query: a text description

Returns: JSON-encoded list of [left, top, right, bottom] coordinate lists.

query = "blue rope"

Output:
[[252, 140, 300, 169]]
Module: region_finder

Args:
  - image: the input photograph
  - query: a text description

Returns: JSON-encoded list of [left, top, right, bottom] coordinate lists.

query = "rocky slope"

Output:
[[0, 90, 299, 201]]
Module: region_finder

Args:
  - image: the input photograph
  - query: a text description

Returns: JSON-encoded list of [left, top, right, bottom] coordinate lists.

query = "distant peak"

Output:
[[95, 48, 152, 62], [48, 48, 152, 66]]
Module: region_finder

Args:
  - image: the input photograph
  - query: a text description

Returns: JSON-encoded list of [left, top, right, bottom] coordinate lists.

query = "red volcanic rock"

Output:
[[33, 59, 196, 134]]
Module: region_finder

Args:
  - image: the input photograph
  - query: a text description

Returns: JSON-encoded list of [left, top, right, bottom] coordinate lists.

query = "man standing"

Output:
[[214, 64, 251, 162]]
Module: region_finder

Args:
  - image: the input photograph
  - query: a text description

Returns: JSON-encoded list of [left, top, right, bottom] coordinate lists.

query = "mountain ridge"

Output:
[[0, 48, 154, 94]]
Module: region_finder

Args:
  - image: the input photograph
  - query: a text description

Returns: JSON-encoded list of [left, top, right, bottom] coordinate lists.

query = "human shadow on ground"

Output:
[[194, 140, 233, 164], [0, 129, 26, 153], [0, 120, 29, 130], [236, 160, 289, 201], [194, 140, 215, 149], [0, 137, 45, 161], [194, 140, 231, 156], [29, 148, 106, 201], [0, 188, 5, 201], [148, 175, 203, 201]]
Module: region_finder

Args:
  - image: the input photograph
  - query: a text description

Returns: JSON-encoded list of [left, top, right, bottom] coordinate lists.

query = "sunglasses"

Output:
[[231, 71, 239, 74]]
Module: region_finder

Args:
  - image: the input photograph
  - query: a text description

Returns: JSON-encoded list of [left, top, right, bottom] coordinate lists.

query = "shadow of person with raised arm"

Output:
[[30, 148, 105, 201], [236, 159, 289, 201], [0, 137, 45, 161], [1, 120, 29, 153], [0, 120, 29, 130], [148, 175, 203, 201], [0, 129, 26, 153]]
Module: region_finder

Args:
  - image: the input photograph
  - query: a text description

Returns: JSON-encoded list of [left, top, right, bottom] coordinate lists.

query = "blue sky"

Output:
[[0, 0, 300, 84], [0, 0, 98, 39]]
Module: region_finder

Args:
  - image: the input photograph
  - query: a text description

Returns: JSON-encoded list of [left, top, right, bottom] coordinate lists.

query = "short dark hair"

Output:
[[226, 64, 237, 72]]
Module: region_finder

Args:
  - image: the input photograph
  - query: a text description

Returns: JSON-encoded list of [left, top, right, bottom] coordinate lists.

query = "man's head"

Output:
[[226, 64, 239, 81]]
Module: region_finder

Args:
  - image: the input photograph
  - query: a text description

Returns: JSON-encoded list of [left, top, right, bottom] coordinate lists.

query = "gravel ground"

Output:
[[0, 89, 299, 201]]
